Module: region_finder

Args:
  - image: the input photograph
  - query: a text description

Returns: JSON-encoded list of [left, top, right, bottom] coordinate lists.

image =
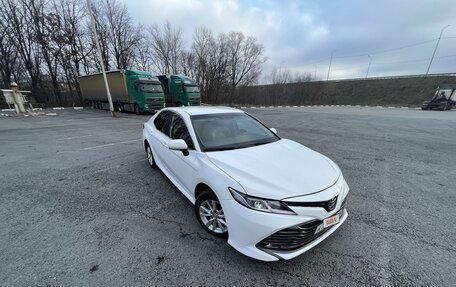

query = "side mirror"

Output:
[[168, 139, 189, 156], [270, 128, 277, 134]]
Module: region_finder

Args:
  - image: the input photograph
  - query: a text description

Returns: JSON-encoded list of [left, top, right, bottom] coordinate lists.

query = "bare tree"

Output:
[[50, 0, 89, 104], [207, 33, 230, 103], [180, 51, 196, 79], [271, 66, 316, 84], [226, 31, 266, 94], [191, 28, 231, 103], [191, 27, 212, 89], [271, 67, 292, 84], [0, 2, 19, 87], [2, 0, 45, 102], [102, 0, 141, 69], [147, 21, 184, 74], [294, 71, 315, 82], [134, 37, 154, 72], [25, 0, 65, 105]]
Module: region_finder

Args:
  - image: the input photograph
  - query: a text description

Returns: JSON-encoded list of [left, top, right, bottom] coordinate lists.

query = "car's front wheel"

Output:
[[195, 191, 228, 238]]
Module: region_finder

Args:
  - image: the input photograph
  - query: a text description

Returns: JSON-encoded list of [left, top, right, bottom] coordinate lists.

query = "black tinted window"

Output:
[[154, 111, 172, 136], [154, 112, 165, 130], [170, 115, 194, 149]]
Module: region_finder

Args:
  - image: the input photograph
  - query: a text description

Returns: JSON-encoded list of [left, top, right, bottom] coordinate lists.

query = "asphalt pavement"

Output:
[[0, 106, 455, 286]]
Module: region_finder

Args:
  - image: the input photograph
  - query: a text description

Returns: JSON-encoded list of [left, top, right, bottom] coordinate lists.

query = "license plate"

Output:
[[323, 214, 340, 228]]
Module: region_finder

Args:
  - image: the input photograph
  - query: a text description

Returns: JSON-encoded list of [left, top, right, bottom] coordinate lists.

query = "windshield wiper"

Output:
[[204, 139, 276, 152], [208, 146, 244, 152], [252, 140, 274, 146]]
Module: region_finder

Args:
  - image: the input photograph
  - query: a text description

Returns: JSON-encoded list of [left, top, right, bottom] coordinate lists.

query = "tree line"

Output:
[[0, 0, 267, 106]]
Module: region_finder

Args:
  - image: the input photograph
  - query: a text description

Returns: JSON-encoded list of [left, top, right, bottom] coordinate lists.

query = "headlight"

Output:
[[229, 188, 296, 215], [341, 176, 350, 199]]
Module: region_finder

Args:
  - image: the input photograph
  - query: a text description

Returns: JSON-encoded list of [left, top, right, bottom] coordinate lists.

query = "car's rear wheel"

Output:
[[145, 143, 158, 169], [134, 104, 141, 115], [195, 192, 228, 238], [116, 103, 123, 113]]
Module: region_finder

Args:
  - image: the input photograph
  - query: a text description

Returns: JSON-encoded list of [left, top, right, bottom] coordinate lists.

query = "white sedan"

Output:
[[142, 106, 349, 261]]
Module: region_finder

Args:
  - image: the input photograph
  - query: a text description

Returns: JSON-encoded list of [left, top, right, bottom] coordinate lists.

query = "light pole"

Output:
[[426, 24, 450, 75], [326, 51, 334, 81], [86, 0, 116, 117], [365, 54, 372, 79]]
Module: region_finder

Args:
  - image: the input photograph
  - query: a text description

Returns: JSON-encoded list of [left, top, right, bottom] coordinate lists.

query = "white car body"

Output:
[[142, 106, 349, 261]]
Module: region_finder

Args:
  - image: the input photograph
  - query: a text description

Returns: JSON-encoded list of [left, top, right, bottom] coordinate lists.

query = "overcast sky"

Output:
[[124, 0, 456, 82]]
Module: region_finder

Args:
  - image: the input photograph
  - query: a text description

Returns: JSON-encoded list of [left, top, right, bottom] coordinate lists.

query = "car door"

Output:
[[150, 111, 173, 171], [166, 113, 199, 196]]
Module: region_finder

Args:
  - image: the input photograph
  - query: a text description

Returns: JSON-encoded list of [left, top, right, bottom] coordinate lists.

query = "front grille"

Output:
[[146, 98, 164, 109], [146, 98, 163, 104], [285, 196, 339, 212], [256, 220, 331, 252], [256, 206, 346, 252]]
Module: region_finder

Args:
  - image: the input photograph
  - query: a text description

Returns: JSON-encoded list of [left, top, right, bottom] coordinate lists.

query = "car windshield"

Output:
[[434, 89, 453, 100], [139, 83, 163, 93], [191, 113, 279, 152], [184, 85, 199, 93]]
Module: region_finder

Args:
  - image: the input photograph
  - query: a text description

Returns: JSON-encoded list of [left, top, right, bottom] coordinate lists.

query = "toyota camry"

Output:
[[142, 106, 349, 261]]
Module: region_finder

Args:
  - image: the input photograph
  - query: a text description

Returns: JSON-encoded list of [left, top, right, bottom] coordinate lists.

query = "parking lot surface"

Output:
[[1, 106, 455, 286]]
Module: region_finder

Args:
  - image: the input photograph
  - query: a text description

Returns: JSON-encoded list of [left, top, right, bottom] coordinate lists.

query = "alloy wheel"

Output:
[[199, 199, 227, 234], [147, 147, 154, 166], [146, 145, 157, 169]]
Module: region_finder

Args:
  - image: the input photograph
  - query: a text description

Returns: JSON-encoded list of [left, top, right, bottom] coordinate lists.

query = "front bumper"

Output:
[[188, 101, 201, 106], [145, 98, 165, 111], [221, 196, 348, 261]]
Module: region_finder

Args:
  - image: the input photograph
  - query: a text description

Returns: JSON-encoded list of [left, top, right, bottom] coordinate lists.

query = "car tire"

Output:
[[145, 142, 158, 169], [195, 191, 228, 238], [116, 103, 123, 113], [134, 104, 141, 115]]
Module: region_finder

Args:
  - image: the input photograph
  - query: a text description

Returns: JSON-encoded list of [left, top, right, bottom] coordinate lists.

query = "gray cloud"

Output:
[[124, 0, 456, 81]]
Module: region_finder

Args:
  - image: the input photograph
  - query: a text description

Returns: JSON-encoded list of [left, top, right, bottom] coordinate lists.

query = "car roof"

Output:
[[164, 106, 244, 116]]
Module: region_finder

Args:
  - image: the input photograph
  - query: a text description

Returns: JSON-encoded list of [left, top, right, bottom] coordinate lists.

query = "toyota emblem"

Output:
[[327, 197, 337, 211]]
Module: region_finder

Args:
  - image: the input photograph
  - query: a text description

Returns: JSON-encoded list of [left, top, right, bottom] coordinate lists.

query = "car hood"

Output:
[[205, 139, 340, 200]]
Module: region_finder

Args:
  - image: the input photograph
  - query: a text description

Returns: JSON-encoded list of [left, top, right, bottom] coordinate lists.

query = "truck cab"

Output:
[[124, 70, 165, 113], [421, 84, 456, 111], [157, 75, 201, 107]]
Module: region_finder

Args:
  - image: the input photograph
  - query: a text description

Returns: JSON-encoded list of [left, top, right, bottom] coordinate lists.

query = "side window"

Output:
[[154, 111, 172, 136], [154, 112, 165, 130], [170, 115, 195, 149]]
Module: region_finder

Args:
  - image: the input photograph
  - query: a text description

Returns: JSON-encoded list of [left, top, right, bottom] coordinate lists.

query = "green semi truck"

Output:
[[157, 75, 201, 106], [79, 70, 165, 114]]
